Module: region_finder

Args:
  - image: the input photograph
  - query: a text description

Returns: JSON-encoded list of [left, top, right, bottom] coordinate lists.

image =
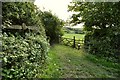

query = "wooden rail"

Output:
[[59, 36, 84, 49]]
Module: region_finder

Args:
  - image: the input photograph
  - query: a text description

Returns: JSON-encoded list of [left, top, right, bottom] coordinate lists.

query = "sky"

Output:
[[34, 0, 84, 28], [34, 0, 72, 21]]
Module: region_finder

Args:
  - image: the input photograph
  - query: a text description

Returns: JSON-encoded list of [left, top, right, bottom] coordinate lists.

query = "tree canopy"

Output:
[[2, 2, 38, 26], [68, 1, 120, 61], [39, 11, 64, 44], [68, 2, 120, 30]]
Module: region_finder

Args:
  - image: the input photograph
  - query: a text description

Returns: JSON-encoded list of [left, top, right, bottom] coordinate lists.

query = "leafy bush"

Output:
[[68, 2, 120, 62], [2, 2, 38, 26], [2, 2, 50, 79], [84, 28, 120, 62], [2, 31, 49, 79], [39, 11, 64, 44]]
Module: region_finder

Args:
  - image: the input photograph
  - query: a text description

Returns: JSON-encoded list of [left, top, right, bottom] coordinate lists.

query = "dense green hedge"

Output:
[[84, 28, 120, 62], [1, 2, 50, 79], [40, 11, 64, 44], [2, 31, 49, 79]]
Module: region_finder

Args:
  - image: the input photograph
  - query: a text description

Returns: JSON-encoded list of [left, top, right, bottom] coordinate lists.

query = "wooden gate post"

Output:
[[73, 36, 75, 48], [58, 35, 61, 43]]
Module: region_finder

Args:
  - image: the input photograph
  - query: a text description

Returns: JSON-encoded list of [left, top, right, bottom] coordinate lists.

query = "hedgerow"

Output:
[[1, 2, 50, 79], [68, 2, 120, 62], [2, 30, 49, 79], [84, 28, 120, 62]]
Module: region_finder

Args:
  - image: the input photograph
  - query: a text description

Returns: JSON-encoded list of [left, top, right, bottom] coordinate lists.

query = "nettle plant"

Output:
[[2, 30, 49, 79]]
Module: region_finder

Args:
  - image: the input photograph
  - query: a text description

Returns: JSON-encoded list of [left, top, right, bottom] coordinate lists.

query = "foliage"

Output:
[[68, 2, 120, 30], [68, 2, 120, 61], [39, 11, 64, 44], [2, 2, 50, 79], [2, 2, 39, 26], [2, 31, 49, 79], [84, 28, 120, 61]]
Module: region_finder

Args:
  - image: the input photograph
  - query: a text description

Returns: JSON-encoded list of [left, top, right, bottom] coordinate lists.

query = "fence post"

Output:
[[73, 36, 75, 48], [78, 43, 80, 50], [58, 35, 61, 43]]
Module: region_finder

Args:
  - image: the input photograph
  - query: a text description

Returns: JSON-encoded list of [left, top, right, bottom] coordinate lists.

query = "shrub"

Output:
[[2, 2, 50, 79], [1, 30, 49, 79], [40, 11, 64, 44], [84, 28, 120, 62]]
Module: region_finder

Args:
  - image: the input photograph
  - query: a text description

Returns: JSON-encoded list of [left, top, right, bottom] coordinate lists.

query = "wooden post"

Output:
[[78, 43, 80, 50], [73, 36, 75, 48], [58, 35, 61, 43]]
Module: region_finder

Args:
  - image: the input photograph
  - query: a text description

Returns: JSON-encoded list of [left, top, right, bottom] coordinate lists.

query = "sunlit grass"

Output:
[[62, 33, 85, 40]]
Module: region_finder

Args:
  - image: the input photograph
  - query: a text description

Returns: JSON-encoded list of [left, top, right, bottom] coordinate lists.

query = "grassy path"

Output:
[[39, 44, 119, 78]]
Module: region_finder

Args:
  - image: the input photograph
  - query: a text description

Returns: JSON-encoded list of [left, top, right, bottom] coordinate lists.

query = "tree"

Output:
[[2, 2, 38, 26], [68, 1, 120, 61], [68, 2, 120, 30], [39, 11, 64, 44]]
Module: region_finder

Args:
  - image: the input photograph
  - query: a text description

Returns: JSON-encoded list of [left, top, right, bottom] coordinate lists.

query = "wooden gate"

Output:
[[59, 36, 84, 49]]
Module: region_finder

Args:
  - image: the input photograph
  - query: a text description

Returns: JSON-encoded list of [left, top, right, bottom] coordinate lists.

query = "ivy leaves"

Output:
[[2, 2, 37, 26], [2, 32, 49, 79]]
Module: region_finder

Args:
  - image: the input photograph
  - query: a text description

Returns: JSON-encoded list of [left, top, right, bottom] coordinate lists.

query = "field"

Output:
[[39, 44, 120, 78], [62, 33, 85, 40], [61, 33, 85, 48]]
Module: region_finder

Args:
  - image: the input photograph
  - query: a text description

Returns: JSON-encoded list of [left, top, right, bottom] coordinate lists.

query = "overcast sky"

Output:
[[34, 0, 73, 21], [34, 0, 84, 28]]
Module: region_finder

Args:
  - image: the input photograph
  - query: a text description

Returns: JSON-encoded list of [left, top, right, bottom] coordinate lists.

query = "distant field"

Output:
[[62, 33, 85, 40]]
